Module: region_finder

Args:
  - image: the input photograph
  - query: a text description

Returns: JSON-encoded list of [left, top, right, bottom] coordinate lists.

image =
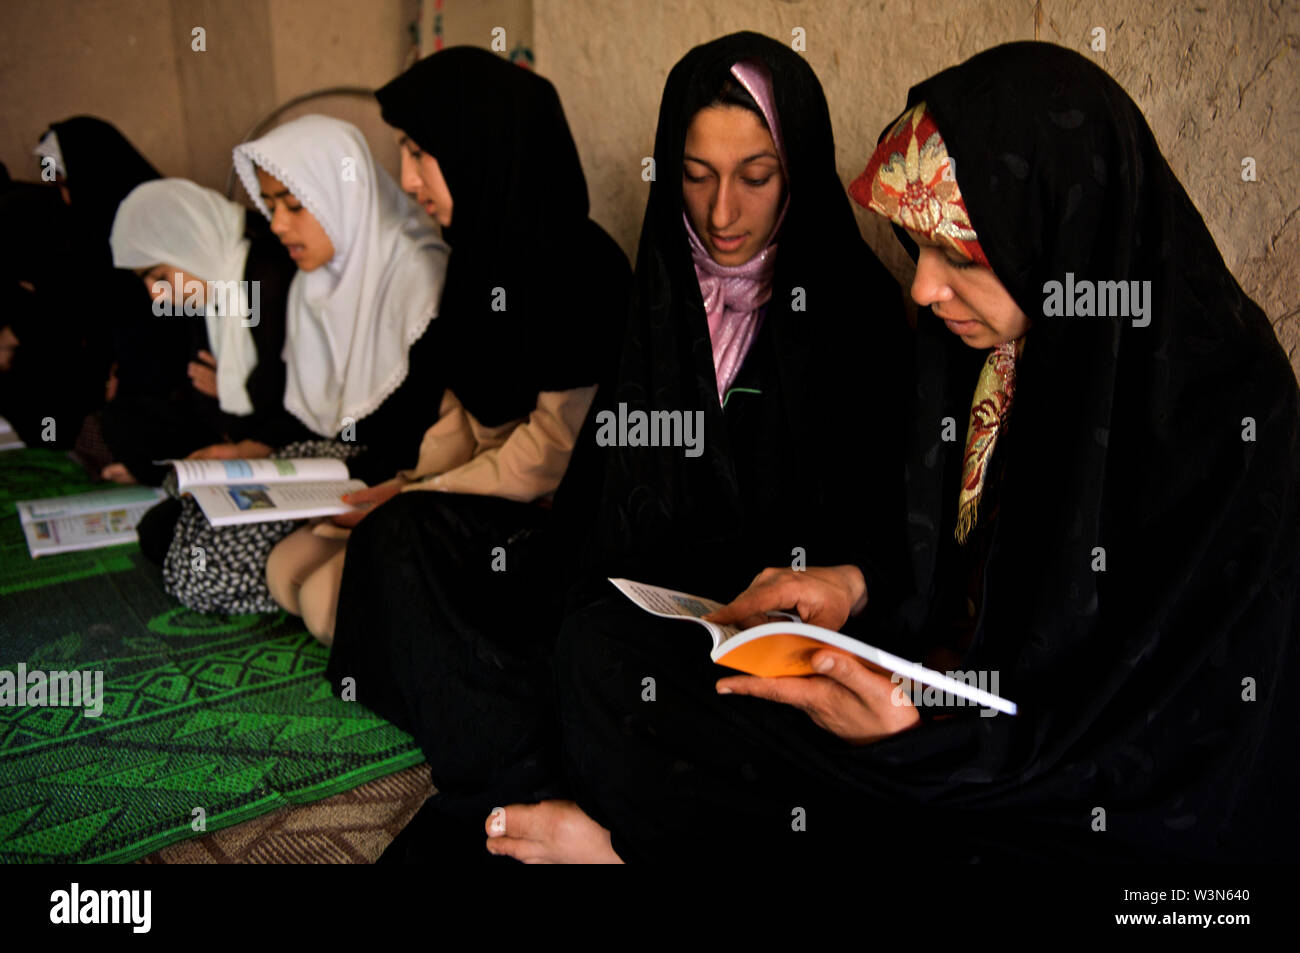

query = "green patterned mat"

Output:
[[0, 449, 424, 863]]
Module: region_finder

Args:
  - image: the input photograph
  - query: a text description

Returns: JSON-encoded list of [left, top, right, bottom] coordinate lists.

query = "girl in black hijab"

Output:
[[37, 117, 193, 411], [351, 32, 909, 863], [490, 41, 1298, 864], [322, 47, 632, 748]]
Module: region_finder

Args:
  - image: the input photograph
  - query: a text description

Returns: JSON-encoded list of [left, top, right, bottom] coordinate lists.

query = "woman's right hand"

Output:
[[187, 440, 272, 460], [703, 565, 868, 632], [331, 477, 407, 528]]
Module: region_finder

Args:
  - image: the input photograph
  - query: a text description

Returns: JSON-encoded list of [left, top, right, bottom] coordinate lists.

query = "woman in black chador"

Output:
[[330, 32, 909, 862], [487, 41, 1298, 863], [36, 117, 193, 417]]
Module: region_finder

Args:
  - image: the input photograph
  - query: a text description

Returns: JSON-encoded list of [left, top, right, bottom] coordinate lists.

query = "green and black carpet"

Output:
[[0, 449, 424, 863]]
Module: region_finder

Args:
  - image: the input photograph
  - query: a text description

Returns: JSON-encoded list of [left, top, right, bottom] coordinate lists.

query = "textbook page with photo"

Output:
[[162, 457, 367, 527], [609, 578, 1017, 715], [17, 486, 168, 558]]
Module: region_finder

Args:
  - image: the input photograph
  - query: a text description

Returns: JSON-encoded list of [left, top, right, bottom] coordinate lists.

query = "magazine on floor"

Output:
[[16, 486, 168, 558]]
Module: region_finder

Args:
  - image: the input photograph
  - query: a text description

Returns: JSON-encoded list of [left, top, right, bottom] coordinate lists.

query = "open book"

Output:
[[609, 578, 1017, 716], [163, 458, 367, 527], [17, 486, 167, 558]]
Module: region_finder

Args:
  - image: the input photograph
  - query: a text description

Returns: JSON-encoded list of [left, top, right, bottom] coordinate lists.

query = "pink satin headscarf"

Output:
[[683, 59, 789, 404]]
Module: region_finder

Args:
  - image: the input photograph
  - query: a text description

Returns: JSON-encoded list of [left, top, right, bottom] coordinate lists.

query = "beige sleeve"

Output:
[[401, 385, 597, 502], [394, 389, 478, 483]]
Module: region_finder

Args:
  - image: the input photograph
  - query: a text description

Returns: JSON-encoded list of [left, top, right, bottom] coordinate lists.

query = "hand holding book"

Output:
[[702, 564, 868, 632], [331, 477, 407, 528], [716, 647, 922, 745], [610, 577, 1017, 721], [701, 565, 918, 744]]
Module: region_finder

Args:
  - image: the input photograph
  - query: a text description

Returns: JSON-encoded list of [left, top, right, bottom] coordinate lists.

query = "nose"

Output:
[[399, 152, 422, 198], [269, 203, 290, 236], [710, 178, 740, 232], [910, 247, 954, 309]]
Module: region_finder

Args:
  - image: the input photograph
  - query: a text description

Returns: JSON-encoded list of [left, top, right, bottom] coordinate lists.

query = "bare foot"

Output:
[[484, 800, 623, 864], [101, 463, 137, 484]]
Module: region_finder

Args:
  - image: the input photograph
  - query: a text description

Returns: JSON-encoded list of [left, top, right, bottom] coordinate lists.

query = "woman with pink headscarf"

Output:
[[356, 32, 909, 865]]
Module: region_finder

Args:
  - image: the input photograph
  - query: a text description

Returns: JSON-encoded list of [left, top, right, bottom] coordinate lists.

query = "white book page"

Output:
[[17, 486, 167, 520], [168, 457, 350, 491], [191, 480, 367, 526], [607, 578, 733, 648], [716, 622, 1018, 715]]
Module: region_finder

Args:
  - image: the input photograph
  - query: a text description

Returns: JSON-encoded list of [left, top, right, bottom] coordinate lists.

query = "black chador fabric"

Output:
[[556, 42, 1300, 863], [868, 41, 1300, 861], [44, 116, 190, 400], [574, 31, 908, 603], [0, 182, 109, 447], [47, 117, 160, 247], [374, 47, 629, 427], [331, 32, 909, 863], [327, 51, 633, 846], [100, 210, 305, 486]]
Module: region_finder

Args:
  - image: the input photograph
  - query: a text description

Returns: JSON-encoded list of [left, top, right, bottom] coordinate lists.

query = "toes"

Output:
[[486, 802, 553, 841], [485, 836, 546, 863]]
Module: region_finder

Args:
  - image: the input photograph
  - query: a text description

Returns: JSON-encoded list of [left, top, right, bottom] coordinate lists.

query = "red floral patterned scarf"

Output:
[[848, 102, 1018, 543]]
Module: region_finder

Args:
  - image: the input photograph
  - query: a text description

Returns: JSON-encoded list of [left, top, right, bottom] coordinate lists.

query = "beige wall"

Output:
[[0, 0, 501, 195], [532, 0, 1300, 373], [2, 0, 1296, 371]]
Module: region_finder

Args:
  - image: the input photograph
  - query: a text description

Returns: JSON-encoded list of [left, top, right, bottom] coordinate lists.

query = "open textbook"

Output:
[[609, 577, 1017, 715], [163, 457, 367, 527], [17, 486, 167, 558]]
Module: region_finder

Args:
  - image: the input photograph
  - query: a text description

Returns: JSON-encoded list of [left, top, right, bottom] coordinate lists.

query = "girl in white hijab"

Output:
[[232, 114, 450, 443], [110, 178, 260, 417], [156, 114, 449, 624], [136, 117, 449, 618]]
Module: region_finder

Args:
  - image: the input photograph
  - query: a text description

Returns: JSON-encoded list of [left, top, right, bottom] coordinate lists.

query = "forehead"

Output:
[[683, 105, 778, 160], [254, 167, 291, 194], [906, 227, 972, 259]]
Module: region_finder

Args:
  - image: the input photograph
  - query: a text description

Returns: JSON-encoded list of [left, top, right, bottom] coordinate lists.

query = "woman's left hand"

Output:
[[716, 649, 921, 745]]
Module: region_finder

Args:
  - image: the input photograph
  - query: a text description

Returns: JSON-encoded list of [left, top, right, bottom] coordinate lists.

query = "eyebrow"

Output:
[[682, 151, 780, 171], [259, 189, 294, 200]]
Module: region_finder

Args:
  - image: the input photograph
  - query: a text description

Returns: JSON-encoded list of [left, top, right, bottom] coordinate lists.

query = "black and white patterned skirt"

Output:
[[159, 440, 363, 615]]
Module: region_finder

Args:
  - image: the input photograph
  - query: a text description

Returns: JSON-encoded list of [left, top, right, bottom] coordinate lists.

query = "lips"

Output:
[[710, 233, 746, 252], [942, 317, 980, 335]]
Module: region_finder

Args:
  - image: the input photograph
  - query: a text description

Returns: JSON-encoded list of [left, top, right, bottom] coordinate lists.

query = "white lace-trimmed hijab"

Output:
[[110, 177, 258, 415], [232, 114, 449, 438]]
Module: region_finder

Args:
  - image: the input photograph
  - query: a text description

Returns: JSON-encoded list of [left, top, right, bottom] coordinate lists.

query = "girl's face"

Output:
[[137, 264, 205, 309], [255, 167, 334, 271], [908, 233, 1030, 348], [682, 105, 784, 266], [397, 132, 453, 228]]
